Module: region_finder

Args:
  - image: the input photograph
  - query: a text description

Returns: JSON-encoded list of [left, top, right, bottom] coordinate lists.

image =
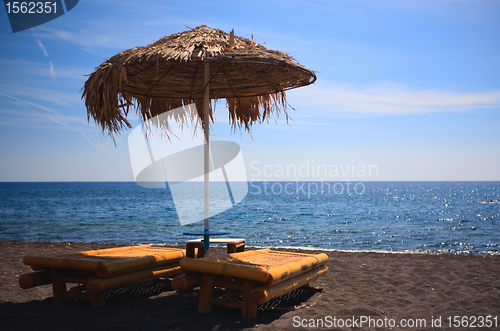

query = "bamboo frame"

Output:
[[175, 249, 329, 318], [70, 244, 152, 256], [190, 266, 327, 318], [263, 253, 329, 286], [24, 246, 185, 276], [180, 258, 270, 283], [19, 245, 186, 307], [95, 253, 184, 278], [250, 265, 328, 305], [24, 256, 104, 272], [171, 274, 201, 292], [18, 269, 52, 289], [179, 249, 329, 286], [86, 263, 182, 294]]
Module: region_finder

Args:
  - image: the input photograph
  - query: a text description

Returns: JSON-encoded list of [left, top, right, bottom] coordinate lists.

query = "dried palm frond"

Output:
[[82, 25, 316, 137]]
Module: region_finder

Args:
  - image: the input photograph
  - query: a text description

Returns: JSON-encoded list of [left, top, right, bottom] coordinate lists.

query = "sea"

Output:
[[0, 181, 498, 255]]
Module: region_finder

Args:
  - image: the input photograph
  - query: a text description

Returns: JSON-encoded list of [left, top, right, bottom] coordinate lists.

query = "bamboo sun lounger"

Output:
[[172, 249, 329, 318], [19, 245, 186, 307]]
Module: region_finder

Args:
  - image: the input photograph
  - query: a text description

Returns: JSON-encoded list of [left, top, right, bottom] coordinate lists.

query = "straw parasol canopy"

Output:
[[82, 25, 316, 136], [82, 25, 316, 255]]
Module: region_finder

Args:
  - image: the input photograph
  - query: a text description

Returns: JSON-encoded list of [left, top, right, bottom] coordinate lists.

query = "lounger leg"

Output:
[[51, 274, 66, 303], [227, 242, 245, 254], [186, 243, 196, 258], [227, 243, 237, 254], [242, 281, 257, 318], [236, 242, 245, 253], [197, 245, 205, 258], [301, 283, 313, 290], [198, 274, 215, 313]]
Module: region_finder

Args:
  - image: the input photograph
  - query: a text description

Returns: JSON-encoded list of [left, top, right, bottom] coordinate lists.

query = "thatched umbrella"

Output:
[[82, 25, 316, 255]]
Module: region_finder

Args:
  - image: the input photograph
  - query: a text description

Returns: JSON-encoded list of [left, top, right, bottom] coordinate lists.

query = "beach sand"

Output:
[[0, 241, 498, 330]]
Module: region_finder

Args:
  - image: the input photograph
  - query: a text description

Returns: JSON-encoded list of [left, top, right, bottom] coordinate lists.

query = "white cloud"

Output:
[[0, 93, 108, 151], [36, 39, 49, 56], [49, 62, 55, 78], [33, 1, 210, 52], [0, 58, 87, 80], [289, 82, 500, 116], [36, 18, 185, 51], [0, 82, 80, 106]]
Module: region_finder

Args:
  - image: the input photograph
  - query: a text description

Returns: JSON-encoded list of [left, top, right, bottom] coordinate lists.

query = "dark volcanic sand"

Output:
[[1, 241, 499, 330]]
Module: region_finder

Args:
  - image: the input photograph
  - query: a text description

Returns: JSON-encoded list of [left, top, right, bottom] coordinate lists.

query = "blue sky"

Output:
[[1, 0, 499, 182]]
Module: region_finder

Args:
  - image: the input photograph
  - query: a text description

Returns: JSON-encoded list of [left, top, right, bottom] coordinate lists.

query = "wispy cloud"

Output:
[[289, 82, 500, 116], [34, 2, 205, 51], [49, 61, 55, 78], [0, 93, 108, 151], [32, 33, 61, 80], [36, 20, 168, 51], [36, 39, 49, 56], [0, 58, 86, 80], [0, 82, 80, 106]]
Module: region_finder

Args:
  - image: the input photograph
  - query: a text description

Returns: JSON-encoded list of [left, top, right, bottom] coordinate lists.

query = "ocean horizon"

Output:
[[1, 181, 498, 255]]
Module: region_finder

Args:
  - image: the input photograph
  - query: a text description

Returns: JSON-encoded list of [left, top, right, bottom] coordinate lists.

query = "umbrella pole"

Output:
[[203, 61, 210, 257]]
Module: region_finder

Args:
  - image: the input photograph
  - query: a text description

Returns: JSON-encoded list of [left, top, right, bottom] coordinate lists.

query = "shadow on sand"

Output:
[[0, 279, 320, 331]]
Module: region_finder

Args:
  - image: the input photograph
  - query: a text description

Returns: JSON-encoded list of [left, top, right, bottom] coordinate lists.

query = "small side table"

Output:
[[186, 238, 245, 258]]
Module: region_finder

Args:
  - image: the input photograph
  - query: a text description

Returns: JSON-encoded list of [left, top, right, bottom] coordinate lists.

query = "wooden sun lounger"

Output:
[[19, 245, 186, 307], [172, 249, 329, 318]]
